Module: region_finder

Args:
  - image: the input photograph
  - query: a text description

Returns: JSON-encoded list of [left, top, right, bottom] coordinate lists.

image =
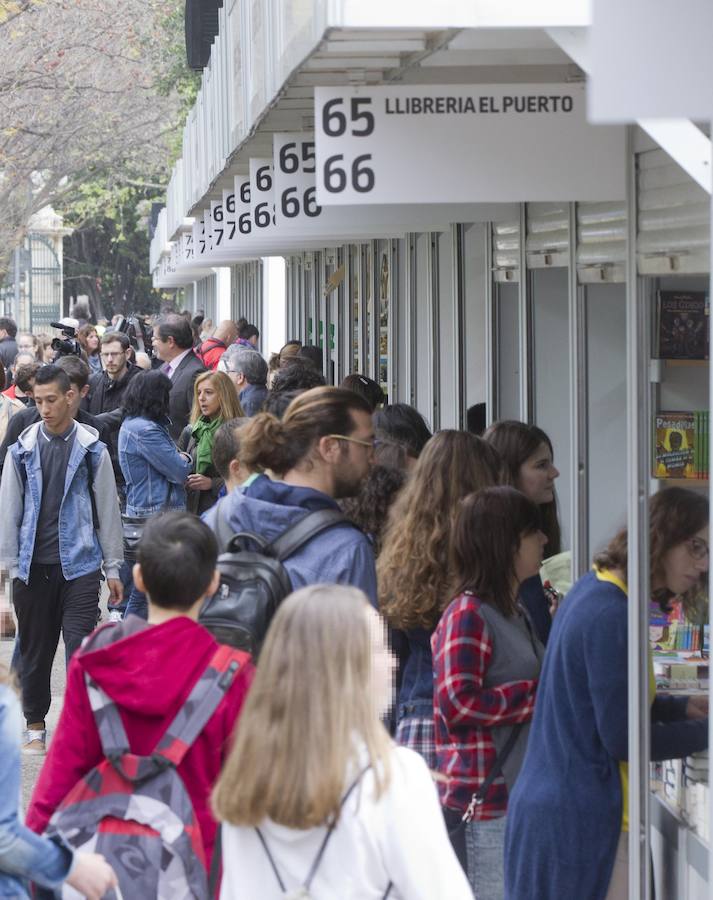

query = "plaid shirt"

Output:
[[432, 593, 538, 819]]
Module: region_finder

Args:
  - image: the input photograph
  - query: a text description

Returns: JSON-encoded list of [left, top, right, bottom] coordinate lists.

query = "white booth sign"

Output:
[[249, 158, 276, 234], [589, 0, 713, 121], [315, 84, 625, 204]]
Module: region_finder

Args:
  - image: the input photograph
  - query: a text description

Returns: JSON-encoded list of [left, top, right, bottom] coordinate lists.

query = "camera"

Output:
[[50, 322, 82, 357], [115, 315, 154, 358]]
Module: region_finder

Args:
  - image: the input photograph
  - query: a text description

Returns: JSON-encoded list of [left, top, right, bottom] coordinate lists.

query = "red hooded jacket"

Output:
[[196, 337, 227, 371], [26, 616, 253, 864]]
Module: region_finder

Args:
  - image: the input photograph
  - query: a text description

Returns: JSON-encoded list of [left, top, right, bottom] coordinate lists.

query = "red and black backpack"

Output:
[[43, 640, 243, 899]]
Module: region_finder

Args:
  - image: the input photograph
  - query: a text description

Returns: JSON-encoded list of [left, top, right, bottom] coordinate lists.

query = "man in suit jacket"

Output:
[[152, 314, 206, 441]]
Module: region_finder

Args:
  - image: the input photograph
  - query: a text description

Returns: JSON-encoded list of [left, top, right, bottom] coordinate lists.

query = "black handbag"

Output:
[[121, 488, 172, 562]]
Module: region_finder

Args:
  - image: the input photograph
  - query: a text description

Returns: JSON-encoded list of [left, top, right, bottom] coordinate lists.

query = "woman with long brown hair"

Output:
[[484, 420, 562, 643], [213, 585, 471, 899], [179, 370, 244, 514], [434, 486, 548, 900], [378, 430, 501, 767], [505, 487, 709, 900]]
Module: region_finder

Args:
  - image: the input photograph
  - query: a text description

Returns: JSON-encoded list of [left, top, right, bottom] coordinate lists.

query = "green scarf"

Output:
[[191, 415, 222, 475]]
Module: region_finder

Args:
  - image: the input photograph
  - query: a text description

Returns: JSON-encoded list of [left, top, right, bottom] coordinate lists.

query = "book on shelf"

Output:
[[653, 411, 697, 479], [655, 290, 709, 360]]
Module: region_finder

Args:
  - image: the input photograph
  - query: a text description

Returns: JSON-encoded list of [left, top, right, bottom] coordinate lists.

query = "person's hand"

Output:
[[107, 578, 123, 607], [686, 695, 708, 720], [186, 474, 212, 491], [66, 852, 118, 900]]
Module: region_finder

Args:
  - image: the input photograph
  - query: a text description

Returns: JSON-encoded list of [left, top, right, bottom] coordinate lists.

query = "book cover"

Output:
[[654, 412, 696, 478], [655, 291, 709, 359]]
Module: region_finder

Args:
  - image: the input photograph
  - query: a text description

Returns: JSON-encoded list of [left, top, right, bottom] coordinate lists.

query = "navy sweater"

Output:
[[504, 571, 707, 900]]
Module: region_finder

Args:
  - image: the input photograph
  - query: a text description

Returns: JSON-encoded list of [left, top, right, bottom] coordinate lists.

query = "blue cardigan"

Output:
[[504, 570, 708, 900]]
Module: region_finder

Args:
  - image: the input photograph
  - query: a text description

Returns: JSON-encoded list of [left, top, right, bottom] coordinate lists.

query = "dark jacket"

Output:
[[519, 574, 552, 645], [0, 337, 17, 369], [504, 571, 708, 900], [393, 627, 435, 725], [178, 424, 223, 516], [85, 364, 141, 480], [239, 383, 268, 417], [167, 352, 206, 442], [202, 474, 378, 604], [0, 407, 108, 474]]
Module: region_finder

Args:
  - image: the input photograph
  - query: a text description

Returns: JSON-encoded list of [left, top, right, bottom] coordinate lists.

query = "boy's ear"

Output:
[[133, 563, 147, 594], [207, 568, 221, 598]]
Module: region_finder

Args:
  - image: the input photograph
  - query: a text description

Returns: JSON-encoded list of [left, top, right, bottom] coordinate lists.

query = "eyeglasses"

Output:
[[685, 537, 709, 561], [326, 433, 376, 450]]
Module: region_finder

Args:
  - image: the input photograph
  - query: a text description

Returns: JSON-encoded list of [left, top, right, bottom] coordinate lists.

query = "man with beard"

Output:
[[201, 386, 377, 604]]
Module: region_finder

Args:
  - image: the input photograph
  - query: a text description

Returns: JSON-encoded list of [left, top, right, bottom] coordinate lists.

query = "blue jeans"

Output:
[[124, 585, 148, 620], [465, 815, 507, 900]]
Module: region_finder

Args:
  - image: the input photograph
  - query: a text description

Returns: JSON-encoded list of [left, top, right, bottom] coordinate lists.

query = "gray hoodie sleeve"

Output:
[[92, 447, 124, 580], [0, 454, 24, 577]]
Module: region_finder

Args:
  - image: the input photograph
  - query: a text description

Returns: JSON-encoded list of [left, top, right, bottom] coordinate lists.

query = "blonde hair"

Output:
[[212, 585, 392, 828], [189, 370, 243, 424]]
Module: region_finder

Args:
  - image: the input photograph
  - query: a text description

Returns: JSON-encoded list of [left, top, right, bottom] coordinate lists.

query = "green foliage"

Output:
[[63, 181, 167, 319]]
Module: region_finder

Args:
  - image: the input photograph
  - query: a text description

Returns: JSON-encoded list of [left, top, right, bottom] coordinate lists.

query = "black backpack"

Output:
[[199, 498, 346, 655]]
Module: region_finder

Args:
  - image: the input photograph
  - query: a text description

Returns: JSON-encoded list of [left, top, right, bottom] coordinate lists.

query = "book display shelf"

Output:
[[649, 276, 710, 890]]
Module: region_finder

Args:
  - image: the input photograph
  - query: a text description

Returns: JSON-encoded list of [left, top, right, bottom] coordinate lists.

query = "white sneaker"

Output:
[[22, 729, 46, 755], [107, 610, 123, 623]]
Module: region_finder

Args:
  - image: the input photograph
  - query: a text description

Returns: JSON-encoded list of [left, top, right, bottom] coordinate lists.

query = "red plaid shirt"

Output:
[[432, 593, 538, 819]]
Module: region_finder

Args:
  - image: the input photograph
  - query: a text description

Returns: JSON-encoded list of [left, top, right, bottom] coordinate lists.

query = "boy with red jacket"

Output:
[[26, 511, 254, 866]]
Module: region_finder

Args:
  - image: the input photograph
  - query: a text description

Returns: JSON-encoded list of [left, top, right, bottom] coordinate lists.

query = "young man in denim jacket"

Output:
[[0, 365, 123, 755]]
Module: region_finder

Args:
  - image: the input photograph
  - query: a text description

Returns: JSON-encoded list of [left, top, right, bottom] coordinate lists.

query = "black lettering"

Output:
[[436, 97, 445, 114], [514, 96, 526, 113], [447, 97, 458, 114], [480, 96, 488, 113], [464, 97, 476, 113], [562, 96, 573, 113], [423, 97, 434, 114], [538, 96, 548, 112], [385, 98, 393, 114], [412, 98, 421, 114], [527, 97, 537, 112], [503, 96, 513, 112]]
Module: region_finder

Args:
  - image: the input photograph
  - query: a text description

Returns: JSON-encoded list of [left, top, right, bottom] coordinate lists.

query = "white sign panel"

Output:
[[590, 0, 713, 121], [249, 158, 276, 234], [233, 177, 254, 240], [273, 135, 323, 226], [315, 84, 625, 203]]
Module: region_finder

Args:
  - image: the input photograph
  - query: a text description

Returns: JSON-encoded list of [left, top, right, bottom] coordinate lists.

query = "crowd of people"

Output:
[[0, 309, 708, 899]]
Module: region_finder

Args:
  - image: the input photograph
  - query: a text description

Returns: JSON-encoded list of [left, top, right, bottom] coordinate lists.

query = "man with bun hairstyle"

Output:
[[202, 386, 377, 603]]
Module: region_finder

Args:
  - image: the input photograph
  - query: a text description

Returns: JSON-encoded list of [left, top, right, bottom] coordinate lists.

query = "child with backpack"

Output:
[[212, 585, 472, 899], [26, 512, 254, 898]]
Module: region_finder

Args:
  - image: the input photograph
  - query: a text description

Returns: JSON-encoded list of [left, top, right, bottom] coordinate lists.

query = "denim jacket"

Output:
[[0, 422, 123, 583], [118, 416, 192, 517], [0, 685, 74, 897], [393, 627, 436, 723]]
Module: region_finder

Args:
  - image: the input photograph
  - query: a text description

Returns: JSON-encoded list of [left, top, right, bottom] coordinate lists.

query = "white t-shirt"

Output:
[[219, 746, 472, 899]]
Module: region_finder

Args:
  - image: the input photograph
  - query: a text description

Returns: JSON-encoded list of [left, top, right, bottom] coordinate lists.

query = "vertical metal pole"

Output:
[[567, 202, 590, 577], [370, 240, 380, 384], [342, 245, 354, 376], [429, 232, 440, 432], [388, 239, 398, 404], [13, 246, 20, 323], [358, 244, 368, 374], [451, 224, 467, 429], [404, 234, 417, 407], [625, 126, 651, 900], [484, 226, 496, 426], [517, 203, 532, 422]]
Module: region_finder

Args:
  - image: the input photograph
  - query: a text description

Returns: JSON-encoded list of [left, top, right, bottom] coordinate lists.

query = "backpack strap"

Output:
[[268, 509, 347, 563], [84, 642, 243, 778], [255, 765, 372, 895], [83, 447, 100, 531], [153, 644, 243, 767]]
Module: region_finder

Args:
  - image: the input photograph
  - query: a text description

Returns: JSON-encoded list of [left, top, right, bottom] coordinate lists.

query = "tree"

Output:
[[0, 0, 195, 281]]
